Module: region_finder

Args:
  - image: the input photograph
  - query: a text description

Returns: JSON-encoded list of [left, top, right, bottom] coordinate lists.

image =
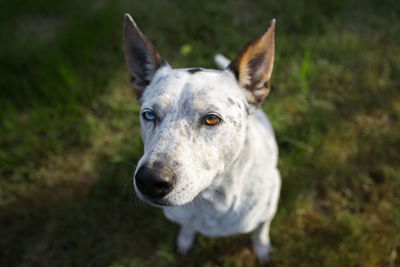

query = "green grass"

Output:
[[1, 0, 400, 266]]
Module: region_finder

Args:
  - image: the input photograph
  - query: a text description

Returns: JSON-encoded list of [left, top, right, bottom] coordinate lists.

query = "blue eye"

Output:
[[142, 110, 156, 121]]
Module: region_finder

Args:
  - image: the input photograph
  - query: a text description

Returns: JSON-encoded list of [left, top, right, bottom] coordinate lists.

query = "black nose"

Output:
[[134, 163, 175, 199]]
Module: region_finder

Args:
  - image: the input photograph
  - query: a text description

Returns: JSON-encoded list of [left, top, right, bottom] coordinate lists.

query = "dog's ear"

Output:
[[228, 19, 275, 107], [123, 14, 168, 99]]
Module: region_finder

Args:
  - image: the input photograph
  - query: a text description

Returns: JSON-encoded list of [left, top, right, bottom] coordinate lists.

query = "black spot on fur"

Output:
[[244, 104, 250, 114], [187, 68, 202, 74], [203, 160, 211, 170], [227, 98, 235, 105]]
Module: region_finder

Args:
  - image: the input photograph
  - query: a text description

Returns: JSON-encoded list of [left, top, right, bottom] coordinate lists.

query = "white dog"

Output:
[[123, 13, 281, 263]]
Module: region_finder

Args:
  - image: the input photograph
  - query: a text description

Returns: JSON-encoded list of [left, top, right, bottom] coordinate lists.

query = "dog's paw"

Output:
[[252, 220, 273, 265], [176, 241, 192, 256], [253, 241, 271, 265], [176, 226, 196, 256]]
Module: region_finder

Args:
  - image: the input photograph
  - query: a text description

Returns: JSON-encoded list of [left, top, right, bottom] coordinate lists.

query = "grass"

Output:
[[1, 0, 400, 266]]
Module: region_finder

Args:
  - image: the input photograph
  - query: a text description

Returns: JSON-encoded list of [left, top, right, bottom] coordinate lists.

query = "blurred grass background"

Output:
[[1, 0, 399, 266]]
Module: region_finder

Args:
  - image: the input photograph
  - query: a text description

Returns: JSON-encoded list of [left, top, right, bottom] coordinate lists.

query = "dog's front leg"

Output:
[[176, 225, 196, 255], [252, 220, 272, 264]]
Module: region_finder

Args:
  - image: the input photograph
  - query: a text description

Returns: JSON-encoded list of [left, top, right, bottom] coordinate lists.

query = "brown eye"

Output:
[[203, 113, 221, 126]]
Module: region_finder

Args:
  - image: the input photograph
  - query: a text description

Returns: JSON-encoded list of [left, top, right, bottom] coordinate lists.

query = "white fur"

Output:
[[133, 61, 281, 263], [214, 54, 230, 69]]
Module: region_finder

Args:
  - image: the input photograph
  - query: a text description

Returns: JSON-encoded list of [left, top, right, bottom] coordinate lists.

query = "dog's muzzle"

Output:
[[134, 162, 176, 199]]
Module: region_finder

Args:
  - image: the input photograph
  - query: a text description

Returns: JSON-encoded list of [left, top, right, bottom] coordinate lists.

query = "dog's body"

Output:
[[164, 107, 280, 237], [123, 14, 281, 263]]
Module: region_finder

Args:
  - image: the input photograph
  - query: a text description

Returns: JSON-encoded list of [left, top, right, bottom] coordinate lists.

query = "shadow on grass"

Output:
[[0, 153, 263, 267]]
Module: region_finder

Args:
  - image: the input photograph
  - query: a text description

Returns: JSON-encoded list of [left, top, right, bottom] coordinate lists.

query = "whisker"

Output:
[[198, 195, 207, 212], [122, 160, 137, 168]]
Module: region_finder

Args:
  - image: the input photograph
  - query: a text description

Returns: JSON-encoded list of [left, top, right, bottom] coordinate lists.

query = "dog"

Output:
[[123, 13, 281, 263]]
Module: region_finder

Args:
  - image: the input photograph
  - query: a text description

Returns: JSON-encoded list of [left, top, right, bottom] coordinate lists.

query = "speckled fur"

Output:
[[133, 66, 281, 262], [124, 14, 280, 264]]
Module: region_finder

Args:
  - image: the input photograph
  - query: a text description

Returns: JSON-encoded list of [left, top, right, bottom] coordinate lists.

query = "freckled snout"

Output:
[[135, 162, 176, 199]]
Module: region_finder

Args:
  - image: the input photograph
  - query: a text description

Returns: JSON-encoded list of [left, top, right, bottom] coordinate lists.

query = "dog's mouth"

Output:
[[149, 198, 173, 207], [136, 192, 175, 207], [137, 190, 197, 207]]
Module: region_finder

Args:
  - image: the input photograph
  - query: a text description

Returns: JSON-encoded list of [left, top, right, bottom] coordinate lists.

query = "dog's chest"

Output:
[[163, 174, 276, 237], [162, 112, 280, 237]]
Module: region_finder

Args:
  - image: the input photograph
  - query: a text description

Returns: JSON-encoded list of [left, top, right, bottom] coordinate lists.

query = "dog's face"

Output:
[[123, 14, 275, 206], [136, 67, 248, 205]]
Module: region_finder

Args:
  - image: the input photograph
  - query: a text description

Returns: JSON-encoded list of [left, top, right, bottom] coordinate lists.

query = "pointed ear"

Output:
[[228, 19, 276, 106], [123, 14, 168, 99]]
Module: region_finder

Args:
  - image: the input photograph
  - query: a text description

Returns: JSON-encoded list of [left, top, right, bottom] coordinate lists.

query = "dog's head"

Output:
[[123, 14, 275, 206]]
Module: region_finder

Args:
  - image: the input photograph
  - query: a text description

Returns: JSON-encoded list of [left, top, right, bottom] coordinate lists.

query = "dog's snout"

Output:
[[135, 163, 175, 199]]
